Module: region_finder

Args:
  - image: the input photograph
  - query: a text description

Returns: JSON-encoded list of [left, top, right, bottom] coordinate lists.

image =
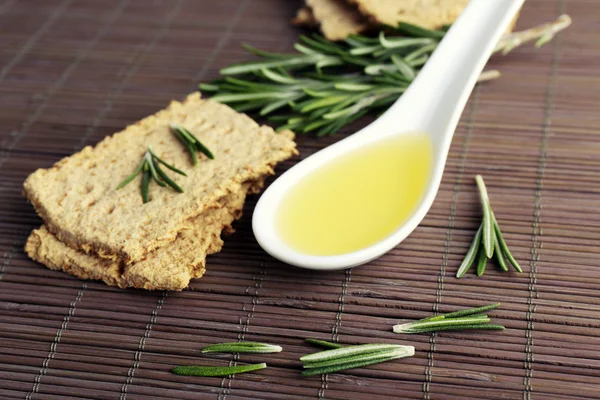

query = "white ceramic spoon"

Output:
[[252, 0, 525, 270]]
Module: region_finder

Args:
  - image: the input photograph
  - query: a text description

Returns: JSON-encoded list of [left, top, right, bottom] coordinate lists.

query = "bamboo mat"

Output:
[[0, 0, 598, 399]]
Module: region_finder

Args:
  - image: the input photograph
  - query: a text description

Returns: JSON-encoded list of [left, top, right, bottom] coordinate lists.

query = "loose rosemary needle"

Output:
[[300, 343, 414, 376], [116, 146, 186, 203], [171, 363, 267, 377], [456, 175, 523, 278], [393, 303, 504, 334], [201, 342, 282, 354], [305, 338, 344, 349]]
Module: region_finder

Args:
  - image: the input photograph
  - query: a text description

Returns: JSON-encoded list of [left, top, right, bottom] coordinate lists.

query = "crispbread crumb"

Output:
[[293, 7, 318, 27]]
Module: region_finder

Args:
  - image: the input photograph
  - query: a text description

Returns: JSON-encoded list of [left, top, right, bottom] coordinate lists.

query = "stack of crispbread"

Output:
[[23, 92, 298, 291], [294, 0, 516, 41]]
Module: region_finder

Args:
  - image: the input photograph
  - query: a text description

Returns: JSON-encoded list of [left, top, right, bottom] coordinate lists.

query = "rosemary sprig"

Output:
[[170, 123, 214, 165], [393, 303, 504, 334], [116, 146, 186, 203], [171, 363, 266, 377], [201, 342, 282, 354], [456, 175, 523, 278], [300, 343, 414, 376], [496, 14, 572, 54], [200, 16, 570, 137]]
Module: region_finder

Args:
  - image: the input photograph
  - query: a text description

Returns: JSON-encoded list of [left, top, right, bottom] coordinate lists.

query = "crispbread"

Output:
[[23, 92, 297, 265], [347, 0, 470, 30], [305, 0, 369, 41], [298, 0, 517, 41], [25, 182, 256, 291]]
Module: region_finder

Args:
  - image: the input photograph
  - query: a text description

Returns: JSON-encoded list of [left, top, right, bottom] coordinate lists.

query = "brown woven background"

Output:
[[1, 0, 598, 399]]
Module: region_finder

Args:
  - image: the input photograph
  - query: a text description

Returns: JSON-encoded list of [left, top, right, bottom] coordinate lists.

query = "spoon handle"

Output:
[[374, 0, 525, 138]]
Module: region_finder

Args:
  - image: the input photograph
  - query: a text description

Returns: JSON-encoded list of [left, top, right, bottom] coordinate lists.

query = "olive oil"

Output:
[[277, 133, 432, 256]]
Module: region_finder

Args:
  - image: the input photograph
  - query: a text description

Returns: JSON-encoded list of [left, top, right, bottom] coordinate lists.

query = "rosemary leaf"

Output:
[[220, 57, 321, 75], [115, 158, 145, 190], [193, 139, 215, 160], [393, 316, 490, 334], [198, 83, 219, 91], [241, 43, 292, 59], [494, 234, 510, 272], [390, 55, 416, 80], [476, 175, 494, 258], [261, 67, 299, 84], [171, 124, 215, 163], [171, 363, 267, 377], [476, 245, 488, 277], [379, 31, 434, 49], [301, 355, 396, 376], [141, 164, 150, 204], [399, 324, 505, 334], [300, 344, 402, 363], [201, 342, 282, 354], [394, 21, 446, 39], [260, 97, 300, 116], [440, 303, 500, 319], [148, 148, 187, 176], [173, 128, 197, 165], [145, 153, 166, 187], [303, 347, 413, 370], [305, 339, 344, 349], [456, 223, 483, 278], [154, 163, 184, 193], [493, 219, 523, 273]]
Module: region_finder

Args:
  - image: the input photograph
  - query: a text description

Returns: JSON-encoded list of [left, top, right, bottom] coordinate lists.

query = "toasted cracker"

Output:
[[348, 0, 470, 30], [305, 0, 370, 41], [23, 92, 297, 265], [25, 182, 258, 291]]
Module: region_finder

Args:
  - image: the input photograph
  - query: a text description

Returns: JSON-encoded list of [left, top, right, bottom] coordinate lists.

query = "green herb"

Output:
[[305, 338, 344, 349], [201, 342, 282, 354], [393, 303, 504, 334], [171, 363, 267, 377], [456, 175, 523, 278], [199, 16, 570, 137], [170, 123, 214, 165], [300, 343, 414, 376], [116, 146, 186, 203]]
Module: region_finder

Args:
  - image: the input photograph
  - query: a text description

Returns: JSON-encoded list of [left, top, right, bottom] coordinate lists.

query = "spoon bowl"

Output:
[[253, 0, 525, 270]]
